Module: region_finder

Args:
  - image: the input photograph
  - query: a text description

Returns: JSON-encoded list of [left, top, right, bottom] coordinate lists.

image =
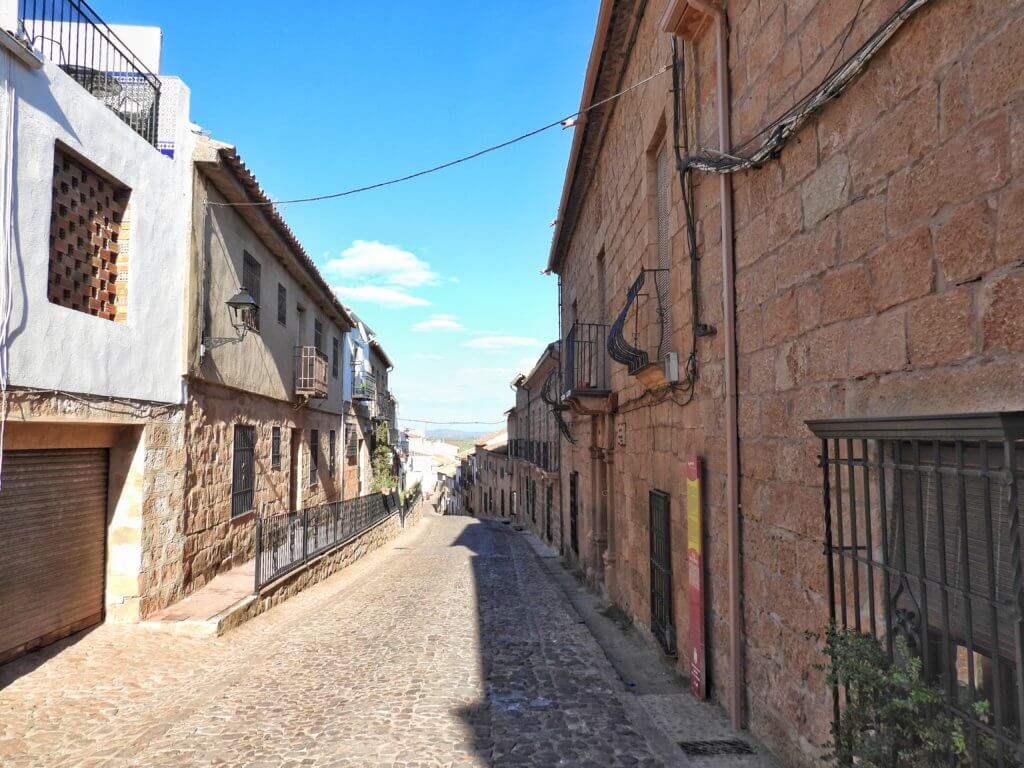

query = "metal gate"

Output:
[[569, 471, 579, 554], [0, 449, 108, 663], [650, 490, 675, 655]]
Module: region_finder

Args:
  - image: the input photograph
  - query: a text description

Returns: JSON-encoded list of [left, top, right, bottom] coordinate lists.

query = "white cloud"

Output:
[[324, 240, 438, 288], [413, 314, 464, 332], [463, 335, 542, 350], [332, 285, 430, 308]]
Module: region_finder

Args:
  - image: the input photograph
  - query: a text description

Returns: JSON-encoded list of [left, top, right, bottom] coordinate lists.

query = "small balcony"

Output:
[[18, 0, 162, 146], [562, 322, 611, 412], [295, 346, 328, 399], [352, 370, 377, 402]]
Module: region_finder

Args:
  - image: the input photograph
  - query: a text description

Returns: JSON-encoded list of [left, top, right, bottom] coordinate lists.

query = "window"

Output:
[[309, 429, 319, 486], [314, 318, 323, 352], [808, 414, 1024, 764], [329, 429, 336, 474], [231, 425, 256, 517], [332, 337, 339, 378], [47, 146, 131, 322], [277, 284, 287, 326], [346, 417, 358, 460], [271, 426, 281, 470], [242, 251, 261, 331]]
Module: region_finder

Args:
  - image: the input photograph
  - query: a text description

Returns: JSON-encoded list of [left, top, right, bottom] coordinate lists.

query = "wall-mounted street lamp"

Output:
[[202, 289, 258, 353]]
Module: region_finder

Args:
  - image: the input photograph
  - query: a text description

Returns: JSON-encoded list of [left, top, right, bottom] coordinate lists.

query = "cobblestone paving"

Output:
[[0, 512, 691, 767]]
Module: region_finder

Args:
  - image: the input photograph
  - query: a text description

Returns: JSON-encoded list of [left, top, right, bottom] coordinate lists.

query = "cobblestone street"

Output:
[[0, 510, 772, 767]]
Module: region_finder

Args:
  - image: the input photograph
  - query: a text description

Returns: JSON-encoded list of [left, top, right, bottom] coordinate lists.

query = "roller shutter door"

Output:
[[0, 449, 108, 663]]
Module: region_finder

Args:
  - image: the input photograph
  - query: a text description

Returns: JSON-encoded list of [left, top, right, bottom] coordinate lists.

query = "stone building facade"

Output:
[[507, 343, 563, 549], [182, 138, 354, 596], [549, 0, 1024, 764], [471, 432, 513, 520]]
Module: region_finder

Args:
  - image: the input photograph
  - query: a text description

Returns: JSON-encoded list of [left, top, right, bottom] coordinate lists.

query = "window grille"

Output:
[[277, 284, 286, 326], [329, 429, 336, 474], [241, 252, 261, 331], [570, 471, 579, 554], [231, 425, 255, 517], [314, 318, 323, 352], [332, 337, 339, 378], [309, 429, 319, 486], [649, 489, 675, 655], [346, 418, 358, 459], [808, 413, 1024, 765], [271, 426, 281, 470]]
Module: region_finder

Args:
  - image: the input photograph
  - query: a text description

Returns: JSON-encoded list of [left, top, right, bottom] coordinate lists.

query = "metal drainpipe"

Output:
[[707, 5, 744, 730]]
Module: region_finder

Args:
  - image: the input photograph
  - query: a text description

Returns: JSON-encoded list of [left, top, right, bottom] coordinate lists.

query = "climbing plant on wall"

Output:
[[371, 421, 397, 493]]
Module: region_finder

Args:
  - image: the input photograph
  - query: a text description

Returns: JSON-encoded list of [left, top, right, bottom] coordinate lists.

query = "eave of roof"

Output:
[[196, 139, 354, 332], [547, 0, 616, 274], [369, 338, 393, 369]]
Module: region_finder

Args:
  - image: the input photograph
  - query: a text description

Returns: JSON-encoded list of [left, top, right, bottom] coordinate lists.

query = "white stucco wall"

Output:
[[197, 182, 348, 415], [3, 47, 193, 404]]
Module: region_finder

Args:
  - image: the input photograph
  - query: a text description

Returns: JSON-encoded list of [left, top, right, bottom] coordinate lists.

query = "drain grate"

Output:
[[678, 739, 755, 756]]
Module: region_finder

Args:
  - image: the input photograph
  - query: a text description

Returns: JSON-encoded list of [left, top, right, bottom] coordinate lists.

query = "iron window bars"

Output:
[[277, 284, 286, 326], [563, 322, 611, 398], [241, 252, 261, 331], [18, 0, 162, 146], [649, 489, 675, 656], [807, 412, 1024, 767], [231, 424, 255, 517], [270, 426, 281, 470]]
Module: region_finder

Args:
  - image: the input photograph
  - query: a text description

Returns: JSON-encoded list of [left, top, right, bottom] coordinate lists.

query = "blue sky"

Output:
[[102, 0, 598, 432]]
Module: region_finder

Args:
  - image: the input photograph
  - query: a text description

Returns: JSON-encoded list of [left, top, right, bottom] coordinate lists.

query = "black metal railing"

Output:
[[510, 438, 559, 473], [563, 322, 610, 399], [255, 492, 391, 590], [608, 272, 652, 375], [808, 413, 1024, 766], [18, 0, 161, 145]]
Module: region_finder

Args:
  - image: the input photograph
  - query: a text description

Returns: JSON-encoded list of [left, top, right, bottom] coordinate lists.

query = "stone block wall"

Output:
[[182, 382, 345, 597], [555, 1, 1024, 765]]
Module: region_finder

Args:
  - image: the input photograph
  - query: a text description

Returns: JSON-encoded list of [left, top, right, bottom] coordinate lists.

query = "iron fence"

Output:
[[563, 322, 610, 398], [808, 413, 1024, 767], [255, 492, 391, 590], [18, 0, 161, 145]]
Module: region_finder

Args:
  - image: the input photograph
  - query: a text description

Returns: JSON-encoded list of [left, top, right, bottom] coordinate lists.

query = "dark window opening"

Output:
[[329, 429, 336, 475], [270, 425, 281, 470], [231, 425, 256, 517], [277, 283, 286, 326], [309, 429, 319, 486], [241, 252, 261, 331], [314, 318, 323, 352], [332, 337, 340, 378]]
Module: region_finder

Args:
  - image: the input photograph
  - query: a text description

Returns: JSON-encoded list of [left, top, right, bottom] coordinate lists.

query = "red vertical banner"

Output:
[[686, 455, 707, 700]]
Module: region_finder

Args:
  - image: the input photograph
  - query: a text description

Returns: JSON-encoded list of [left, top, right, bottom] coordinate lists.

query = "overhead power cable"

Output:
[[209, 64, 672, 208], [401, 417, 506, 426], [684, 0, 931, 174]]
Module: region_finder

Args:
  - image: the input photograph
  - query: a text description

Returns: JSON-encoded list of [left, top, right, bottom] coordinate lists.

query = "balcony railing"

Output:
[[295, 346, 328, 399], [509, 438, 559, 473], [353, 370, 376, 402], [18, 0, 161, 146], [563, 322, 610, 399]]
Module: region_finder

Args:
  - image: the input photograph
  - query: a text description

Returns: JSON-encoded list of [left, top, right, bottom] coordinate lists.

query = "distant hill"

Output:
[[425, 429, 483, 440], [422, 429, 484, 454]]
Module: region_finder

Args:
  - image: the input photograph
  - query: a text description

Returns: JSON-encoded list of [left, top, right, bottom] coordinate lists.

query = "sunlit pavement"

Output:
[[0, 509, 733, 767]]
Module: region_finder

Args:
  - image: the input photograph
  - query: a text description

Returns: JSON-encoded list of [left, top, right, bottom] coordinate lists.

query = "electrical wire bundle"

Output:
[[682, 0, 932, 174]]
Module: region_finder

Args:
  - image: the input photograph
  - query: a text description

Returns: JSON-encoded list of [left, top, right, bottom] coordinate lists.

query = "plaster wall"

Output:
[[3, 48, 193, 403]]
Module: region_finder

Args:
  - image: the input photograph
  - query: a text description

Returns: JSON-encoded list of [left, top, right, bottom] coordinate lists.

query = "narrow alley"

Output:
[[0, 507, 773, 768]]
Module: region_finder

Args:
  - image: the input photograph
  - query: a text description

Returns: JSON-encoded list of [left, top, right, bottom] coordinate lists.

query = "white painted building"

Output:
[[0, 2, 197, 664]]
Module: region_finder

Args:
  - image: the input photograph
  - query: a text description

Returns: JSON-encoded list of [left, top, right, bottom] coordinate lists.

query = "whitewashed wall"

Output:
[[2, 45, 193, 403]]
